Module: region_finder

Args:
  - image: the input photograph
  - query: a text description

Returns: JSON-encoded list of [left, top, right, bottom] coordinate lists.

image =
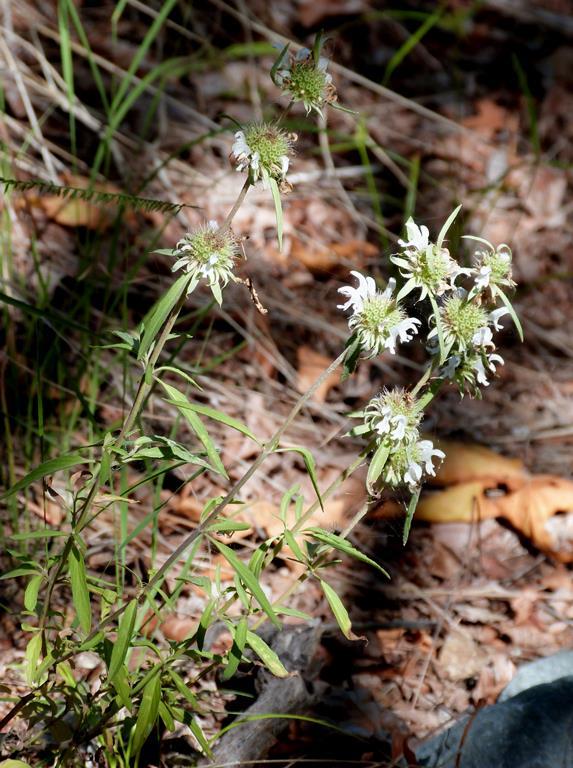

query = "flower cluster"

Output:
[[338, 271, 420, 357], [171, 221, 237, 304], [271, 45, 337, 116], [363, 389, 445, 491], [232, 122, 293, 185], [340, 209, 520, 505]]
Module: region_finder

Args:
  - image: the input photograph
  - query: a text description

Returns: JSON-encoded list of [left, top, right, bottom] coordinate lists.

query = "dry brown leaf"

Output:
[[28, 175, 126, 230], [290, 237, 376, 273], [439, 632, 488, 682], [296, 346, 340, 403], [160, 615, 196, 642], [418, 475, 573, 562], [462, 98, 518, 137], [430, 440, 526, 486]]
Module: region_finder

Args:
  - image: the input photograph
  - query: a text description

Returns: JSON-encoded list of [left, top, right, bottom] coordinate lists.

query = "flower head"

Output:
[[441, 349, 505, 395], [272, 46, 337, 116], [467, 240, 515, 298], [382, 438, 445, 491], [338, 271, 421, 357], [232, 122, 293, 185], [172, 221, 237, 304], [364, 389, 422, 447], [391, 218, 470, 301]]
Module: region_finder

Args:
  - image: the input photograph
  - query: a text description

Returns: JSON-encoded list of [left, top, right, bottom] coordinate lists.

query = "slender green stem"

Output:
[[221, 179, 250, 232]]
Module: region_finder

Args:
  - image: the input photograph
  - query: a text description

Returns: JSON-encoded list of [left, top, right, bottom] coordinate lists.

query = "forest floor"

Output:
[[1, 1, 573, 766]]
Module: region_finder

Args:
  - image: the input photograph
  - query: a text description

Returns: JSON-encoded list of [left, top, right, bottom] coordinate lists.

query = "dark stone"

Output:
[[415, 677, 573, 768]]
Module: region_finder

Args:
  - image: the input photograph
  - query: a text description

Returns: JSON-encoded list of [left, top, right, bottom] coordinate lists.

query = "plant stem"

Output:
[[221, 179, 250, 232]]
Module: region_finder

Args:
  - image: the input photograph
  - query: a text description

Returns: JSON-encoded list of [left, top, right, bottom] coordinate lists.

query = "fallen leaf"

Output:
[[296, 346, 340, 403], [430, 440, 526, 486], [439, 631, 488, 681], [291, 238, 377, 273], [417, 475, 573, 562], [161, 615, 196, 642]]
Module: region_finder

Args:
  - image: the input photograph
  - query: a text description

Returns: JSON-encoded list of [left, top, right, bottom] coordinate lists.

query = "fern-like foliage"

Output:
[[0, 177, 195, 215]]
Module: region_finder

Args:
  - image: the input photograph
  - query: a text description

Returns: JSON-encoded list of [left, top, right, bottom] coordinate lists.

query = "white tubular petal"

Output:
[[382, 276, 397, 299], [472, 326, 493, 347], [280, 155, 290, 177], [472, 357, 489, 386], [489, 307, 509, 330], [405, 460, 422, 488]]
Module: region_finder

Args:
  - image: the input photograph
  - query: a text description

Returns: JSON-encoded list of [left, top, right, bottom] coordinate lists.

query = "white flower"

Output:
[[489, 307, 508, 331], [418, 440, 445, 477], [339, 272, 421, 357], [473, 352, 504, 386], [231, 123, 292, 184], [392, 217, 470, 301], [472, 325, 493, 348], [337, 270, 377, 313], [172, 221, 237, 304], [398, 219, 430, 253]]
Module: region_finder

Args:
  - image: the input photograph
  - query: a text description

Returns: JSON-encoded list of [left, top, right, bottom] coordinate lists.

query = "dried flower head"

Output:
[[172, 221, 237, 304], [338, 271, 420, 357], [232, 122, 293, 185], [272, 45, 337, 116]]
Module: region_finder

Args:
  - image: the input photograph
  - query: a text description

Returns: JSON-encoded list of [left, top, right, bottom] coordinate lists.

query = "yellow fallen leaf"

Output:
[[431, 440, 526, 486]]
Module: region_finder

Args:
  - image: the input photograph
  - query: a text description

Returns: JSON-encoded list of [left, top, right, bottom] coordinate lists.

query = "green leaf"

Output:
[[108, 599, 138, 681], [158, 381, 227, 478], [270, 42, 290, 84], [69, 545, 91, 634], [10, 530, 68, 541], [276, 447, 323, 511], [206, 519, 252, 534], [284, 530, 306, 563], [138, 272, 190, 362], [245, 630, 289, 677], [268, 176, 283, 251], [307, 528, 389, 578], [189, 717, 214, 758], [1, 453, 86, 500], [162, 399, 259, 444], [0, 760, 33, 768], [25, 633, 43, 685], [403, 487, 421, 545], [319, 580, 354, 640], [341, 333, 362, 380], [112, 665, 133, 711], [366, 443, 390, 495], [168, 669, 199, 707], [212, 541, 280, 628], [131, 671, 161, 755], [24, 574, 43, 613], [222, 617, 248, 681], [436, 204, 462, 249], [429, 294, 448, 365], [0, 566, 40, 580], [159, 700, 175, 732], [493, 285, 524, 342]]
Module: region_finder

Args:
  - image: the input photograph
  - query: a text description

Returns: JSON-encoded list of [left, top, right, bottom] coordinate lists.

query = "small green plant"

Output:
[[0, 31, 522, 768]]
